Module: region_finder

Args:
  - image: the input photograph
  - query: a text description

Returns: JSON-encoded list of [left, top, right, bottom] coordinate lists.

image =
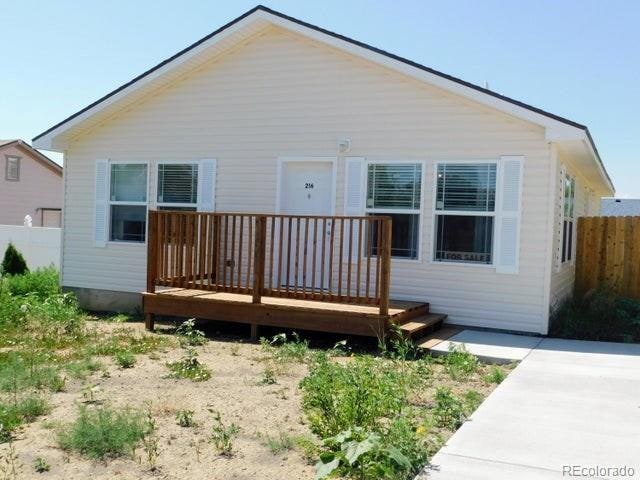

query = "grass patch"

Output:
[[260, 332, 309, 364], [166, 349, 211, 382], [0, 395, 51, 442], [57, 406, 151, 459], [261, 431, 294, 455]]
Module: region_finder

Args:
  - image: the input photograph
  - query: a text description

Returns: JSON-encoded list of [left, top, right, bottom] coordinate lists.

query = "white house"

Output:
[[33, 6, 614, 335]]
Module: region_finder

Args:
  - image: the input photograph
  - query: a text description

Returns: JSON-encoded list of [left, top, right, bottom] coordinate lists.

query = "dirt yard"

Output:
[[10, 322, 315, 480], [0, 319, 512, 480]]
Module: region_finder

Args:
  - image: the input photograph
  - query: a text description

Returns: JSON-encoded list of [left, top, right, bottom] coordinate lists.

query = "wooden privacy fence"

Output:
[[575, 216, 640, 298], [146, 211, 393, 314]]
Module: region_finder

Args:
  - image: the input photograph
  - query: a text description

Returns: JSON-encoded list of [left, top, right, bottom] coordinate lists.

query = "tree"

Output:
[[1, 243, 29, 276]]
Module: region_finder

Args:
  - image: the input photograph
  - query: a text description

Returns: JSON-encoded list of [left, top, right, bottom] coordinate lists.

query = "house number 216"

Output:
[[305, 182, 314, 189]]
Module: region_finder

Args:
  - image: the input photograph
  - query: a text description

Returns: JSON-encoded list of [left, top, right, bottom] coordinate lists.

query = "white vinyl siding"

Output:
[[549, 152, 602, 312], [62, 26, 556, 332]]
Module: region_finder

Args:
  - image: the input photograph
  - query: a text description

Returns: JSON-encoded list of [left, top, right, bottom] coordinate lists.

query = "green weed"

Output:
[[300, 354, 410, 437], [166, 349, 211, 382], [175, 409, 196, 427], [33, 456, 50, 473], [262, 431, 294, 455], [483, 365, 506, 384], [175, 318, 206, 347], [114, 350, 136, 369], [432, 387, 465, 430], [210, 411, 239, 456], [443, 344, 479, 379], [260, 332, 309, 364]]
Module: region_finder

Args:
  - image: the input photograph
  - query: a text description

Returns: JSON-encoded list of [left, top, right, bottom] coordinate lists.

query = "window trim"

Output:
[[364, 159, 425, 263], [430, 160, 499, 268], [5, 155, 20, 181], [107, 160, 149, 245], [156, 160, 200, 210], [561, 172, 576, 266]]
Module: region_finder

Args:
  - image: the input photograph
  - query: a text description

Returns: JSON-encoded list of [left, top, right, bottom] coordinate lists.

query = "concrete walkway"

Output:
[[422, 338, 640, 479], [429, 330, 542, 363]]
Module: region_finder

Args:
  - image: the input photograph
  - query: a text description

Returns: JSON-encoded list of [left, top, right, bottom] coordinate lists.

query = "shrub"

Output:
[[0, 243, 28, 277], [550, 286, 640, 343], [114, 350, 136, 369], [300, 354, 409, 437], [166, 349, 211, 382], [443, 344, 479, 379], [57, 406, 151, 459], [1, 267, 59, 299], [175, 409, 196, 427], [432, 387, 465, 430], [210, 411, 239, 456]]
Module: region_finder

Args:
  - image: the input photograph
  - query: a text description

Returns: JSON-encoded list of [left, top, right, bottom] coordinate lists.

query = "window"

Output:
[[434, 163, 497, 264], [562, 174, 575, 263], [109, 163, 147, 242], [5, 156, 20, 181], [157, 163, 198, 211], [365, 163, 422, 259]]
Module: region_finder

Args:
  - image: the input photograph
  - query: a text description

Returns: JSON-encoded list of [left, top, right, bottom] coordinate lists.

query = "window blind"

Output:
[[436, 164, 496, 212], [366, 163, 421, 210], [158, 164, 198, 204]]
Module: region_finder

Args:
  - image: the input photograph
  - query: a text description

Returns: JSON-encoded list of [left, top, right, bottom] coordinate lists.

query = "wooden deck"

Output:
[[143, 287, 438, 338], [143, 211, 445, 338]]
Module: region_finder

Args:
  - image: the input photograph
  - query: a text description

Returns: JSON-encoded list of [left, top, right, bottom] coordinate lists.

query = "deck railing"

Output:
[[146, 211, 392, 314]]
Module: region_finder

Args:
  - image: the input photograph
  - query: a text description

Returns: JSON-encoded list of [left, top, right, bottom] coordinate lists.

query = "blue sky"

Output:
[[1, 0, 638, 196]]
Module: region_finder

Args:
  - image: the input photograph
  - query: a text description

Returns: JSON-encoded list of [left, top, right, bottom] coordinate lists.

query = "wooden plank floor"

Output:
[[144, 288, 429, 337], [154, 288, 423, 317]]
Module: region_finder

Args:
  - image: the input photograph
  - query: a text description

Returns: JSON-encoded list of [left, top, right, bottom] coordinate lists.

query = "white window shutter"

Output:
[[197, 159, 217, 212], [344, 157, 365, 215], [496, 156, 524, 274], [344, 157, 365, 262], [94, 159, 109, 247]]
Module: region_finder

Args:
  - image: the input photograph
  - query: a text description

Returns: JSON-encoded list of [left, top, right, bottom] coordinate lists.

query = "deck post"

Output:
[[378, 217, 392, 317], [146, 211, 158, 294], [252, 215, 267, 303]]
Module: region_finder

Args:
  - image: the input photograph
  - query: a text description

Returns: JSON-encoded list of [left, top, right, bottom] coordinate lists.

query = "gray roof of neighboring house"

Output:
[[601, 198, 640, 216]]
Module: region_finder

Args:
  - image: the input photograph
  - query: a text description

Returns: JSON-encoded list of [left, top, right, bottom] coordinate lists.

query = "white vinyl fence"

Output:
[[0, 225, 61, 270]]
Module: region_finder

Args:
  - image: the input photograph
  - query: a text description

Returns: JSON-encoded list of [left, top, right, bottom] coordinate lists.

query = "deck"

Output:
[[143, 211, 445, 339]]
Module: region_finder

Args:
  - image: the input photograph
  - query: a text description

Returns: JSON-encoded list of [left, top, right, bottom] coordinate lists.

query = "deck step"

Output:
[[415, 326, 462, 349], [398, 313, 447, 337]]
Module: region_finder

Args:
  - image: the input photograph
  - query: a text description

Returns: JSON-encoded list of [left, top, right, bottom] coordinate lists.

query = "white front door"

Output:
[[278, 160, 334, 289]]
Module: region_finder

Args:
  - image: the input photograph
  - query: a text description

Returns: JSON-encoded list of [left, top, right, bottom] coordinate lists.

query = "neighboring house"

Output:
[[33, 6, 613, 335], [601, 198, 640, 216], [0, 139, 63, 227]]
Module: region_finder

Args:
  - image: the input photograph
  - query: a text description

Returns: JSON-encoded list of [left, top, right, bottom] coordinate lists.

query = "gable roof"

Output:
[[31, 5, 613, 193], [0, 139, 63, 176]]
